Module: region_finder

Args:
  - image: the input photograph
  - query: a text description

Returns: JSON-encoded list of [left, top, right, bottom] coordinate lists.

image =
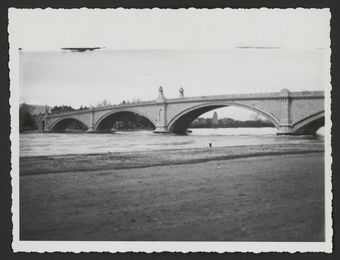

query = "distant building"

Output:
[[212, 112, 218, 128]]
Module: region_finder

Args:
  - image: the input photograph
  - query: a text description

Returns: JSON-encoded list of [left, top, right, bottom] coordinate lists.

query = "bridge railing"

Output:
[[165, 90, 324, 103], [46, 100, 158, 118]]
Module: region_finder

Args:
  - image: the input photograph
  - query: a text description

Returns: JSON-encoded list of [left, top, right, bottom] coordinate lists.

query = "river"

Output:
[[19, 127, 324, 157]]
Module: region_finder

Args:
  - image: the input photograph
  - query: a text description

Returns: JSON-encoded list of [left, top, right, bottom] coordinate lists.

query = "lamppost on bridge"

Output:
[[179, 87, 184, 98]]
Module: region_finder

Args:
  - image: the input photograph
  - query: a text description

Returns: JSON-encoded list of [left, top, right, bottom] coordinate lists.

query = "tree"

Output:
[[132, 98, 142, 103], [250, 113, 261, 121], [97, 99, 110, 107], [51, 105, 75, 114], [19, 103, 37, 131]]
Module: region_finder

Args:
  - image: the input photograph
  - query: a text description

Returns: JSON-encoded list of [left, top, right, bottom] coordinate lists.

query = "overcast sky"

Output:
[[11, 8, 330, 119]]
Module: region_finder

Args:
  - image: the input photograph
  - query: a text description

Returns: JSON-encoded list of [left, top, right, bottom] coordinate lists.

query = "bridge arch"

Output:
[[167, 102, 280, 134], [292, 111, 324, 135], [49, 117, 89, 132], [95, 108, 156, 131]]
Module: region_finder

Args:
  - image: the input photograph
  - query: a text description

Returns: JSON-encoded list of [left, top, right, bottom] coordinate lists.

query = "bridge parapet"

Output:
[[46, 100, 158, 119], [165, 91, 324, 104]]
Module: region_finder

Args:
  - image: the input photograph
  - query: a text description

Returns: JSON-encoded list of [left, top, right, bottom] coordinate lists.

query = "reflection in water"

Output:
[[20, 127, 324, 157]]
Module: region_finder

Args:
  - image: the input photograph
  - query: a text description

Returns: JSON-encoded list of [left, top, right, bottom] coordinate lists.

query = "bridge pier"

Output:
[[153, 126, 170, 133], [153, 87, 170, 134], [276, 125, 294, 135], [86, 127, 96, 133]]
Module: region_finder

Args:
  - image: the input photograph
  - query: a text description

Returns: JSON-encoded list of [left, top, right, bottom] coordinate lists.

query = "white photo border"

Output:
[[9, 8, 333, 253]]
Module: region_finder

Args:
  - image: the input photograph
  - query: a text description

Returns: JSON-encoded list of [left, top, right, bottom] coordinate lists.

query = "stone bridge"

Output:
[[38, 88, 325, 135]]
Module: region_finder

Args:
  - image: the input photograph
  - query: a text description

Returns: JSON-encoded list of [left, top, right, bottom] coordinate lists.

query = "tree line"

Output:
[[189, 117, 274, 128]]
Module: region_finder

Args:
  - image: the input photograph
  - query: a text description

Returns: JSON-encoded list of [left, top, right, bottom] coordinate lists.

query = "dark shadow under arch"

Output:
[[168, 103, 278, 134], [293, 112, 325, 135], [95, 111, 156, 132], [50, 118, 89, 132]]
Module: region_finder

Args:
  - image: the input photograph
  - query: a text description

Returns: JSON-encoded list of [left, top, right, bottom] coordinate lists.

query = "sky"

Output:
[[11, 8, 330, 119]]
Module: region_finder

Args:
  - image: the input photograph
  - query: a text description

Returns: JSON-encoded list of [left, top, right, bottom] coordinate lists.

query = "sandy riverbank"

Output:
[[19, 143, 325, 241], [20, 143, 324, 175]]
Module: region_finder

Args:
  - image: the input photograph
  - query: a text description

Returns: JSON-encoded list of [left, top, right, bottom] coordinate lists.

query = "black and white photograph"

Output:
[[9, 8, 332, 252]]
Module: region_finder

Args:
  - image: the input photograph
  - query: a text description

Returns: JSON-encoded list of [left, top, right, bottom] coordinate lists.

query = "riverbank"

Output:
[[19, 143, 325, 241], [20, 150, 324, 241], [20, 143, 324, 175]]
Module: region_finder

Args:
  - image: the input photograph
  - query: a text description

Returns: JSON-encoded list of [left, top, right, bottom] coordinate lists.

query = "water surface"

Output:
[[20, 127, 324, 157]]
